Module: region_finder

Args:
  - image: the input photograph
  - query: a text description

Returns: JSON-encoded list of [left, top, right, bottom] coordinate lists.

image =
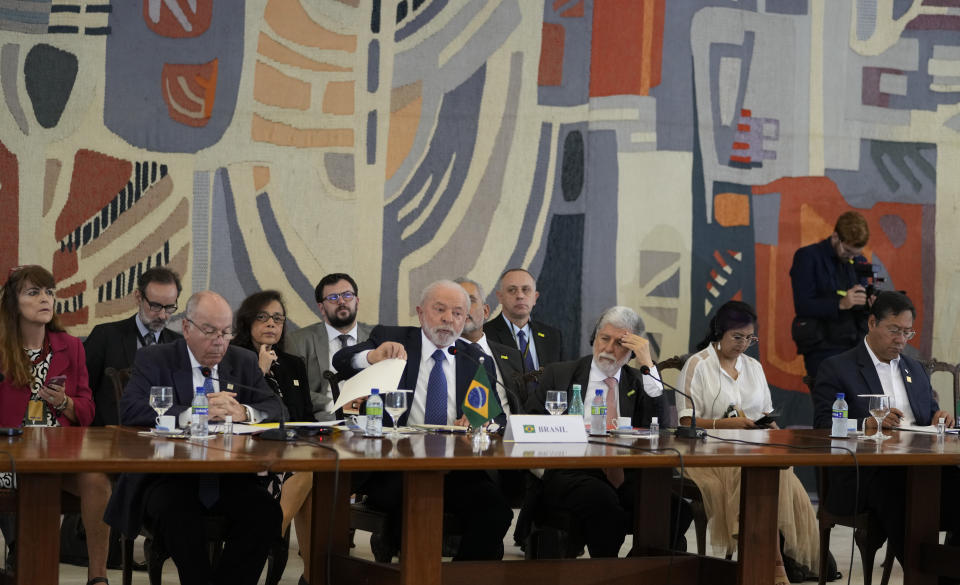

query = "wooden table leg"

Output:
[[309, 471, 351, 585], [15, 474, 61, 585], [632, 467, 672, 553], [904, 466, 939, 585], [399, 470, 444, 585], [738, 467, 779, 585]]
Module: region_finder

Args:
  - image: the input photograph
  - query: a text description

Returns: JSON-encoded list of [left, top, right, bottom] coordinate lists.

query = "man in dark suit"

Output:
[[455, 277, 525, 414], [483, 268, 563, 376], [813, 291, 960, 564], [84, 267, 183, 426], [106, 291, 284, 585], [286, 272, 373, 420], [523, 306, 690, 557], [790, 211, 871, 385], [333, 280, 513, 561]]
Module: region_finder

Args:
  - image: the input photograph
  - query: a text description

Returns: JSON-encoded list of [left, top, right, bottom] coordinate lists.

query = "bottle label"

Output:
[[832, 409, 847, 419], [591, 405, 606, 415], [193, 406, 208, 416], [367, 405, 382, 415]]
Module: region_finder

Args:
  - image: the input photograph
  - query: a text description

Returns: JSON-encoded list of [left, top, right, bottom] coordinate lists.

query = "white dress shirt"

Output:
[[407, 332, 457, 425], [503, 314, 540, 370], [326, 322, 359, 372], [863, 339, 915, 426]]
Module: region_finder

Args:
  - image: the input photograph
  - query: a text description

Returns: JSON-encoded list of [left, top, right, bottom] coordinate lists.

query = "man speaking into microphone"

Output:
[[106, 291, 285, 585]]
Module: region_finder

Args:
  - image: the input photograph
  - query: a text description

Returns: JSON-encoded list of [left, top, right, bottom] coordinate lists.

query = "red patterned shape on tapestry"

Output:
[[0, 141, 18, 280], [590, 0, 663, 97], [52, 249, 78, 282], [56, 150, 132, 242], [751, 177, 927, 393], [538, 23, 565, 86], [143, 0, 213, 38], [162, 59, 219, 127]]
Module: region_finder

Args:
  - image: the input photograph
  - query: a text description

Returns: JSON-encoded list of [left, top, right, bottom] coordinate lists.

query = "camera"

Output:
[[853, 261, 885, 300]]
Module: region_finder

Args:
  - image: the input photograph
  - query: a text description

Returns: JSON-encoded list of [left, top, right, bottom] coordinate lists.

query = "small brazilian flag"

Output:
[[462, 362, 502, 428]]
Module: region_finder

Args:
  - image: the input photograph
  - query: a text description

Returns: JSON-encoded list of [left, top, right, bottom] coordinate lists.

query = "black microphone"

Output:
[[201, 368, 296, 441], [639, 365, 705, 439]]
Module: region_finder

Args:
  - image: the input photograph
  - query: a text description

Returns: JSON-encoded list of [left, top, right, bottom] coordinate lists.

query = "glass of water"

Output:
[[384, 391, 408, 438], [545, 390, 568, 416], [868, 395, 891, 442], [149, 386, 174, 427]]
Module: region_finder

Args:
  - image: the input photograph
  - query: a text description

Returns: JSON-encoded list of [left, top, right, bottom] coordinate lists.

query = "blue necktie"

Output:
[[517, 330, 536, 373], [424, 349, 447, 425], [198, 373, 219, 507]]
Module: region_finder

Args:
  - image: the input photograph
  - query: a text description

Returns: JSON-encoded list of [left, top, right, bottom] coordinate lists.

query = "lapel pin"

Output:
[[537, 332, 545, 338], [227, 383, 234, 390], [293, 379, 300, 387], [906, 376, 912, 383], [627, 389, 636, 397], [500, 354, 508, 360]]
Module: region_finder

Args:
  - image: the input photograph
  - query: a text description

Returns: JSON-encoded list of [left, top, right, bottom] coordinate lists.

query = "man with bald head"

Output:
[[106, 291, 284, 585], [334, 279, 512, 561]]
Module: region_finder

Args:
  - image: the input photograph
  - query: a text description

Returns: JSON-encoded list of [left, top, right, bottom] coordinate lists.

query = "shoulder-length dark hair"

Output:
[[695, 300, 758, 351], [0, 265, 65, 387], [231, 290, 287, 353]]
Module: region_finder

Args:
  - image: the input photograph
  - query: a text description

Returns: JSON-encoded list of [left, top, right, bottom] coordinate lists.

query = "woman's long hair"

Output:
[[231, 290, 287, 354], [0, 266, 64, 387], [694, 300, 758, 351]]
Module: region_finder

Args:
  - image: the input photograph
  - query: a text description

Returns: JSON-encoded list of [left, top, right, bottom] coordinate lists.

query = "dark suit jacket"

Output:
[[790, 237, 869, 354], [286, 320, 373, 418], [119, 338, 284, 426], [107, 338, 284, 536], [483, 313, 564, 370], [485, 339, 527, 415], [333, 325, 505, 425], [268, 350, 313, 423], [528, 356, 663, 428], [813, 341, 938, 513], [84, 314, 181, 426]]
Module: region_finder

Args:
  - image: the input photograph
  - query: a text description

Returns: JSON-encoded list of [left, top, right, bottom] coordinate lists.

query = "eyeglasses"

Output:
[[255, 312, 286, 324], [185, 318, 235, 339], [323, 291, 356, 303], [884, 326, 916, 340], [729, 334, 759, 347], [141, 293, 178, 314]]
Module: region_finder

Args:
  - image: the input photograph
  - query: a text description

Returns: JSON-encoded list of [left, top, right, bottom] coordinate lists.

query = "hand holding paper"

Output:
[[332, 358, 407, 411]]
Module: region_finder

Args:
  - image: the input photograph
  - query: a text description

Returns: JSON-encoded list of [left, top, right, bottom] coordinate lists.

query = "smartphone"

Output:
[[754, 407, 781, 427], [0, 428, 23, 436], [47, 375, 66, 386]]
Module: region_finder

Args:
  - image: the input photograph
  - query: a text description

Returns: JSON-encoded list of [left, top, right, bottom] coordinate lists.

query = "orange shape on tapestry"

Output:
[[714, 193, 750, 227], [162, 59, 218, 127]]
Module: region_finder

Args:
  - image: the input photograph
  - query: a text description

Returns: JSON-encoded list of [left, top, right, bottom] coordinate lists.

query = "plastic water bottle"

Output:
[[649, 416, 660, 436], [569, 384, 584, 416], [366, 388, 383, 437], [590, 389, 606, 435], [223, 415, 233, 436], [938, 416, 946, 437], [831, 393, 848, 437], [191, 385, 209, 438]]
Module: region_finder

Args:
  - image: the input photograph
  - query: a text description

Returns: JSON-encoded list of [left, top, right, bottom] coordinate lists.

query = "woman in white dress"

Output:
[[677, 301, 820, 585]]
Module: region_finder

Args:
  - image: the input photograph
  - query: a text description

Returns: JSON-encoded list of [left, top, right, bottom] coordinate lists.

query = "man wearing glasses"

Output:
[[287, 272, 372, 420], [812, 291, 960, 567], [107, 291, 285, 585], [85, 267, 183, 426], [790, 211, 873, 386]]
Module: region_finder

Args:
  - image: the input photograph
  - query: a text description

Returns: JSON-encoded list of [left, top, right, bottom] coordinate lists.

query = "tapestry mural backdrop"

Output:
[[3, 0, 959, 425]]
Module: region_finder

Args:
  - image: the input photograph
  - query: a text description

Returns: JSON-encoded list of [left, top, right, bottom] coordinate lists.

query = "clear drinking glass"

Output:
[[868, 395, 891, 442], [545, 390, 568, 416], [149, 386, 174, 427], [384, 391, 408, 438]]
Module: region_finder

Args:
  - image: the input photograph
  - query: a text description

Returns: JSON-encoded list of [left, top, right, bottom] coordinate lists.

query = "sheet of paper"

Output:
[[332, 358, 407, 411]]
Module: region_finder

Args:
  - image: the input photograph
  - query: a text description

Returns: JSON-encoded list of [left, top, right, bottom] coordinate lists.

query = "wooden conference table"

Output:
[[1, 426, 958, 585]]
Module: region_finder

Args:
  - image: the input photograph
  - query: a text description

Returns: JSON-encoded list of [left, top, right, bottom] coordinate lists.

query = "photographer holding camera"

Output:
[[790, 211, 872, 388]]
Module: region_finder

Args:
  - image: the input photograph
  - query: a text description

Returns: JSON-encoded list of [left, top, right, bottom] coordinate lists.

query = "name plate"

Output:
[[503, 415, 588, 443]]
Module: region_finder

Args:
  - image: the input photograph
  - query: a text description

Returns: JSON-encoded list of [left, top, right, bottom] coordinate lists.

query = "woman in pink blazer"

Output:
[[0, 265, 111, 585]]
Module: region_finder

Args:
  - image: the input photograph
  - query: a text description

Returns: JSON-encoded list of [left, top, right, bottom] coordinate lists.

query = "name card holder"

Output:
[[503, 415, 588, 443]]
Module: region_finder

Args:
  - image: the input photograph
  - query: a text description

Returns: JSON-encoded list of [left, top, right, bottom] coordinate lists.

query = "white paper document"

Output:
[[331, 358, 407, 411]]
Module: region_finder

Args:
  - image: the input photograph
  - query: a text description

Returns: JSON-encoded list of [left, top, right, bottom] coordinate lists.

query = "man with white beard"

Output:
[[527, 306, 692, 557], [333, 280, 513, 561]]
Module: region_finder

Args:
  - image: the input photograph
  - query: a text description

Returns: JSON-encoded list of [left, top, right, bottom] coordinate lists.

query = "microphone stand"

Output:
[[639, 365, 705, 439]]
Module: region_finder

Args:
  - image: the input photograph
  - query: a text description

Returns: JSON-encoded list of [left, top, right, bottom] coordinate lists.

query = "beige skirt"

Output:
[[684, 466, 819, 569]]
